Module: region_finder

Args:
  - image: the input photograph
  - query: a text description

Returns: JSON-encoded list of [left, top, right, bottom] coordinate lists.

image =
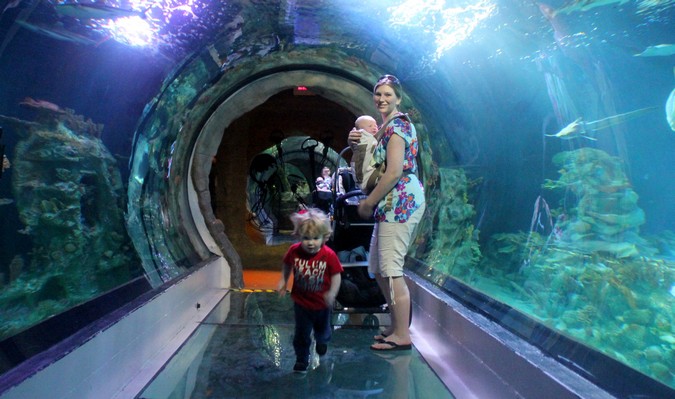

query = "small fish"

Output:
[[554, 0, 630, 15], [55, 3, 147, 20], [2, 0, 23, 14], [634, 44, 675, 57], [0, 198, 13, 206], [545, 107, 658, 140]]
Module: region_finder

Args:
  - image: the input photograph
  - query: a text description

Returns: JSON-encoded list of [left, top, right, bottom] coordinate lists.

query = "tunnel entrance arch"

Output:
[[189, 70, 376, 282], [245, 136, 346, 245]]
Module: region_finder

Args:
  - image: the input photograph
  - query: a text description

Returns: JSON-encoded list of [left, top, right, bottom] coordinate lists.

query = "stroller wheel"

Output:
[[363, 314, 379, 327]]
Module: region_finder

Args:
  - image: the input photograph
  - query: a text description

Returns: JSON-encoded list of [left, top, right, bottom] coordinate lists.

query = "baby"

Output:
[[355, 115, 378, 136], [351, 115, 380, 193]]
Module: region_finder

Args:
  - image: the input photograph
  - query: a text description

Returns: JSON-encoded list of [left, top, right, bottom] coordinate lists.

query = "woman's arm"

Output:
[[357, 134, 404, 218]]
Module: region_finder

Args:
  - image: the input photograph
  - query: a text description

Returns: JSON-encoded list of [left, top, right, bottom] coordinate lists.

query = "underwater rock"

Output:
[[8, 255, 24, 282], [502, 147, 675, 387], [0, 107, 141, 340], [649, 362, 671, 381], [643, 345, 663, 362], [659, 334, 675, 344], [547, 148, 646, 257], [621, 309, 652, 324]]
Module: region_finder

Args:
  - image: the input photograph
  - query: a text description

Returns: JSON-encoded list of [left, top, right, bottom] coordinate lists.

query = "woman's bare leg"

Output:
[[371, 276, 411, 348], [375, 273, 395, 339], [388, 276, 411, 342]]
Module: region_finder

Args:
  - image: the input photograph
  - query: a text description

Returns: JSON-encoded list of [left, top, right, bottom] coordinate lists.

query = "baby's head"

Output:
[[355, 115, 378, 135]]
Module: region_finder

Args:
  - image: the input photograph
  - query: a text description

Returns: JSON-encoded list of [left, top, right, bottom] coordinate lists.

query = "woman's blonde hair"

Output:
[[290, 207, 332, 239]]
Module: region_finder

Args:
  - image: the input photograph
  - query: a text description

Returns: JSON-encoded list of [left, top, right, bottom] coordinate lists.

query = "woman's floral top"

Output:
[[372, 113, 425, 223]]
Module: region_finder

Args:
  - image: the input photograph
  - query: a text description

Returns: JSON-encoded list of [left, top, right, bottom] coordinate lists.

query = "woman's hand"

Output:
[[357, 199, 375, 220], [348, 128, 362, 149]]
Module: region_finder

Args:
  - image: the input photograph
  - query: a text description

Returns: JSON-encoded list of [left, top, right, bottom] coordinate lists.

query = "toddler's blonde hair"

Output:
[[290, 207, 332, 239]]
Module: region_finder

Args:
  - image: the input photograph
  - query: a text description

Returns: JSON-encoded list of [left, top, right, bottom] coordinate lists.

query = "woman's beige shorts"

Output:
[[367, 204, 425, 278]]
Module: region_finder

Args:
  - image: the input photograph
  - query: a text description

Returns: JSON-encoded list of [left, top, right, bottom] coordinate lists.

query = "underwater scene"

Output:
[[0, 0, 673, 394]]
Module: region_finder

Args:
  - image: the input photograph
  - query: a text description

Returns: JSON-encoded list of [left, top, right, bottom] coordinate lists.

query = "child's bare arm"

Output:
[[323, 273, 341, 307], [277, 263, 291, 296]]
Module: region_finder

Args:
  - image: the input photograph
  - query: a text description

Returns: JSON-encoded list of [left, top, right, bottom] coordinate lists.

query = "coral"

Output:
[[472, 148, 675, 388], [416, 167, 481, 281]]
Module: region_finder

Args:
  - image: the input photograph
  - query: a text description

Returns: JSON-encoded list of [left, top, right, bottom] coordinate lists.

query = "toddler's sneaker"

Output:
[[316, 343, 328, 356], [293, 361, 308, 374]]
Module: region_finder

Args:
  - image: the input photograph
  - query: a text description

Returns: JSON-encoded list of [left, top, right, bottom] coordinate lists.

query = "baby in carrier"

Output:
[[350, 115, 379, 193]]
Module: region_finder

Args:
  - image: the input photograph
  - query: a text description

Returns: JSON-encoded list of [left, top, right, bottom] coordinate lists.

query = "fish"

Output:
[[545, 117, 596, 140], [0, 198, 13, 206], [554, 0, 630, 15], [19, 97, 66, 113], [16, 20, 100, 45], [55, 3, 147, 20], [634, 44, 675, 57], [2, 0, 23, 14], [545, 107, 658, 140]]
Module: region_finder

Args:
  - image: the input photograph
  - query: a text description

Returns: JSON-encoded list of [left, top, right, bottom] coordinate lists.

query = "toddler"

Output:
[[278, 208, 343, 373]]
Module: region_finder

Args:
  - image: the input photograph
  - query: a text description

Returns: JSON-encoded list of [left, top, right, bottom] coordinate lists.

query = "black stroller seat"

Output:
[[327, 149, 388, 327]]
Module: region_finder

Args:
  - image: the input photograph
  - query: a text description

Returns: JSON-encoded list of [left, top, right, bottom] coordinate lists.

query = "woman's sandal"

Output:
[[370, 340, 412, 351], [373, 333, 389, 343]]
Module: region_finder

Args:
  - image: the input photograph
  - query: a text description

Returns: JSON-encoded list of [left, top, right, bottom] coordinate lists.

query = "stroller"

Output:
[[323, 148, 388, 327]]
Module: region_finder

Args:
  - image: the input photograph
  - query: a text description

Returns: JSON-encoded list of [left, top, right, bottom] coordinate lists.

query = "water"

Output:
[[0, 0, 673, 393]]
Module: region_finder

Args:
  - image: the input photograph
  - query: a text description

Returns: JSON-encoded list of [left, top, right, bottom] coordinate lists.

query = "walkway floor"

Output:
[[138, 271, 454, 398]]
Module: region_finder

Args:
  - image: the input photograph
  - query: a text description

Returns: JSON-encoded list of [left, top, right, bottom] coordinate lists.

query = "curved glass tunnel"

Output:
[[0, 0, 673, 397]]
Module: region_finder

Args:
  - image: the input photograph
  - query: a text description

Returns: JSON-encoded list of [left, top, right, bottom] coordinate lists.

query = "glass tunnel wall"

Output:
[[0, 0, 673, 393]]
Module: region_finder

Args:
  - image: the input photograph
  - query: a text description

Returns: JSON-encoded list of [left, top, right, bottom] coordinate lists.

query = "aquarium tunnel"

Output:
[[0, 0, 673, 398]]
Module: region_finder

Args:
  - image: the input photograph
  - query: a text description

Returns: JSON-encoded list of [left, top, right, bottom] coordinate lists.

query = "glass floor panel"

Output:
[[138, 290, 454, 398]]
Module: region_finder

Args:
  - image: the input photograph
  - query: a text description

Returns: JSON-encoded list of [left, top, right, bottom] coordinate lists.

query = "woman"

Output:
[[348, 74, 425, 351], [315, 166, 332, 192]]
